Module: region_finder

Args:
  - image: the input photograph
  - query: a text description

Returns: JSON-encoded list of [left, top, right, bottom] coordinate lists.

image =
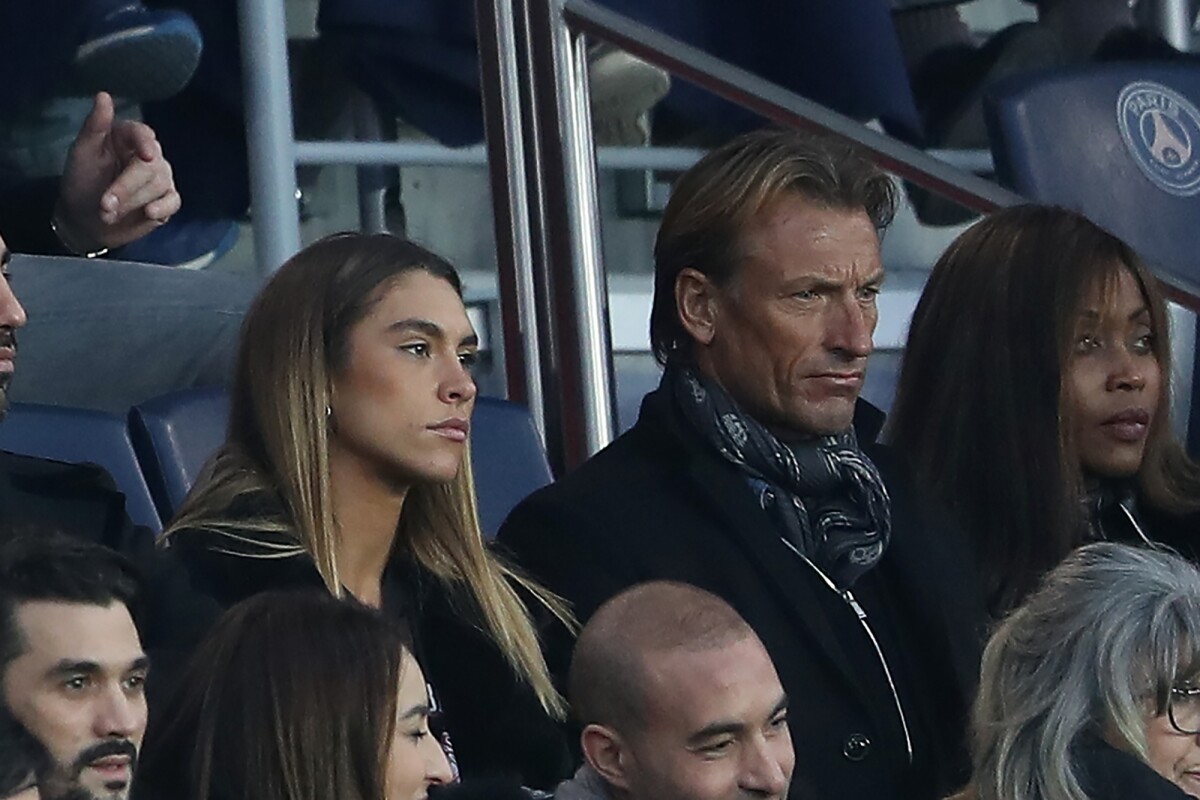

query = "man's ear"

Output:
[[580, 723, 633, 791], [675, 267, 720, 347]]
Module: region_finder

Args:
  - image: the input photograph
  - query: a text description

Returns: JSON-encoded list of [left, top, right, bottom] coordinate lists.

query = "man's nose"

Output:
[[93, 689, 145, 740], [739, 738, 791, 797], [0, 277, 28, 331], [825, 298, 873, 359]]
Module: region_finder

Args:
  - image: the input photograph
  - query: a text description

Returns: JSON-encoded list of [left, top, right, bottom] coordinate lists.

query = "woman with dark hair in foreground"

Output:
[[889, 205, 1200, 616], [139, 590, 453, 800]]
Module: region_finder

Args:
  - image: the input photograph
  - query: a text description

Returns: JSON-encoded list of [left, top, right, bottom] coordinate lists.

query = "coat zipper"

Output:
[[779, 538, 914, 763], [1117, 500, 1153, 545]]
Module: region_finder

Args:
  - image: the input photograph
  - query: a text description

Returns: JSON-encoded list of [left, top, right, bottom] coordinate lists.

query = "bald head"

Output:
[[568, 581, 757, 733]]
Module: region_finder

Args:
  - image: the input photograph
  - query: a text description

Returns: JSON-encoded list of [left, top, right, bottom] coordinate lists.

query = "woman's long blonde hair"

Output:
[[165, 232, 573, 718]]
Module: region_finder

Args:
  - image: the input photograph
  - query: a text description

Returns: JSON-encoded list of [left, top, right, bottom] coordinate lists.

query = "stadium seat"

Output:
[[0, 403, 161, 532], [129, 389, 551, 538], [471, 397, 554, 537], [986, 63, 1200, 458], [128, 387, 229, 525], [985, 62, 1200, 301]]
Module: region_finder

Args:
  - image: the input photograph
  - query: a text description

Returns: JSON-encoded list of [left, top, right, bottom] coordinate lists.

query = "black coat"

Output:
[[159, 513, 572, 789], [497, 388, 986, 800], [0, 450, 211, 653], [0, 449, 144, 546], [1076, 736, 1194, 800]]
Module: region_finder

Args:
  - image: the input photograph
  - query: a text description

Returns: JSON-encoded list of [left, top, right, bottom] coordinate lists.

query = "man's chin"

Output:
[[772, 404, 858, 441]]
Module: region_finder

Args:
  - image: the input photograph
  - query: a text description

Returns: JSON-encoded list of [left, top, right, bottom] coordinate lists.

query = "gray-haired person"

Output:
[[954, 542, 1200, 800]]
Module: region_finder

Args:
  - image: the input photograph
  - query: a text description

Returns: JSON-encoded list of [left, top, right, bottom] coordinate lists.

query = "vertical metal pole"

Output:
[[351, 92, 390, 235], [1147, 0, 1194, 50], [238, 0, 302, 274], [475, 0, 548, 444], [1170, 302, 1196, 437], [554, 21, 617, 456], [522, 0, 617, 467]]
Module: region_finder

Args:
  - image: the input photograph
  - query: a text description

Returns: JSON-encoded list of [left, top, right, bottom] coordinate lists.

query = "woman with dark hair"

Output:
[[159, 232, 575, 786], [955, 542, 1200, 800], [889, 205, 1200, 616], [139, 590, 453, 800]]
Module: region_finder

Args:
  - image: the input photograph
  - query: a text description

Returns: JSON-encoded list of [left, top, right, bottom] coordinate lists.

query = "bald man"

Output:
[[556, 581, 797, 800]]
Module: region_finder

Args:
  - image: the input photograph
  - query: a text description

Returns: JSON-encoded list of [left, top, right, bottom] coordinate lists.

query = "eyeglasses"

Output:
[[1169, 686, 1200, 735]]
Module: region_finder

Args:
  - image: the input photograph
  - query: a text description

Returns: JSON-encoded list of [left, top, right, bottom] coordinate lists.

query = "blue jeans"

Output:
[[8, 255, 257, 413]]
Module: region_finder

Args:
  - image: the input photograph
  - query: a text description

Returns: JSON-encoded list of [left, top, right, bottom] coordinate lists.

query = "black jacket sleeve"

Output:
[[0, 177, 69, 256]]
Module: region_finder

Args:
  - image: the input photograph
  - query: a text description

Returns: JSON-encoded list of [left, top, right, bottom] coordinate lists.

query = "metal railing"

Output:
[[242, 0, 1194, 470], [475, 0, 1026, 471]]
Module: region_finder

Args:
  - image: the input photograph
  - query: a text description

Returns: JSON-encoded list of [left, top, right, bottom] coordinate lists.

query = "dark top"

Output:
[[497, 388, 986, 800], [1089, 479, 1200, 561], [0, 449, 213, 653], [1076, 735, 1195, 800], [161, 498, 572, 789], [0, 178, 70, 256]]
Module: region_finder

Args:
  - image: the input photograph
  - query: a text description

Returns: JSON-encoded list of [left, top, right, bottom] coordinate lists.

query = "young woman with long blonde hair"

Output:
[[162, 232, 574, 787]]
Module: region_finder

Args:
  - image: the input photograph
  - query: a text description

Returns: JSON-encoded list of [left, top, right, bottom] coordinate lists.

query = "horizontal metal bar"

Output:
[[296, 139, 994, 177], [563, 0, 1023, 213], [926, 148, 995, 174], [294, 140, 712, 170]]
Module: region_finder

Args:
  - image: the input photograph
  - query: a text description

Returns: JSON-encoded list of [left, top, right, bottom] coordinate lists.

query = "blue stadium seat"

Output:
[[0, 403, 161, 532], [129, 389, 551, 538], [128, 387, 229, 525], [471, 397, 554, 537], [985, 62, 1200, 301]]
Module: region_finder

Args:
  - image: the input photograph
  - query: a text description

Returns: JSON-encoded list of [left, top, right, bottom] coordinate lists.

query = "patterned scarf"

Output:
[[669, 364, 891, 590]]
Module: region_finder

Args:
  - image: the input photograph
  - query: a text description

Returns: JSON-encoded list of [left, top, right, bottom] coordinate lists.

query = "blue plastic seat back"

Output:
[[0, 403, 161, 532], [470, 397, 554, 538], [129, 390, 551, 538], [128, 387, 230, 525], [985, 62, 1200, 300]]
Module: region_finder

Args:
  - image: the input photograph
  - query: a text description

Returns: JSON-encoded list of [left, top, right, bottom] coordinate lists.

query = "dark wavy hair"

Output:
[[139, 590, 408, 800], [888, 205, 1200, 615], [0, 533, 140, 669]]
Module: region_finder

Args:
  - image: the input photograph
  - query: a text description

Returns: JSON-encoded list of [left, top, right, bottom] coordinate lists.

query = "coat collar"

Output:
[[631, 387, 886, 710]]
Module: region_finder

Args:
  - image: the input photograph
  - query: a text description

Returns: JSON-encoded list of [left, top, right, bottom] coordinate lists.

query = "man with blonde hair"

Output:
[[500, 128, 982, 800]]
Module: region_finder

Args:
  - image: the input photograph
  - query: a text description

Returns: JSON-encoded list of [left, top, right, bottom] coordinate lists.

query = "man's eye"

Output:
[[699, 739, 735, 756], [458, 351, 479, 368], [63, 676, 89, 691], [857, 285, 881, 301], [400, 342, 430, 358], [123, 674, 147, 692]]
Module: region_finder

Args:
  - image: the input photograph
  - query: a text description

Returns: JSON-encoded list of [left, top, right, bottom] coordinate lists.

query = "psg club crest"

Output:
[[1117, 81, 1200, 197]]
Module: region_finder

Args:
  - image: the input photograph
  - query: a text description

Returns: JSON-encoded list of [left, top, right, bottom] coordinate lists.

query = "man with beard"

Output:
[[0, 535, 148, 800]]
